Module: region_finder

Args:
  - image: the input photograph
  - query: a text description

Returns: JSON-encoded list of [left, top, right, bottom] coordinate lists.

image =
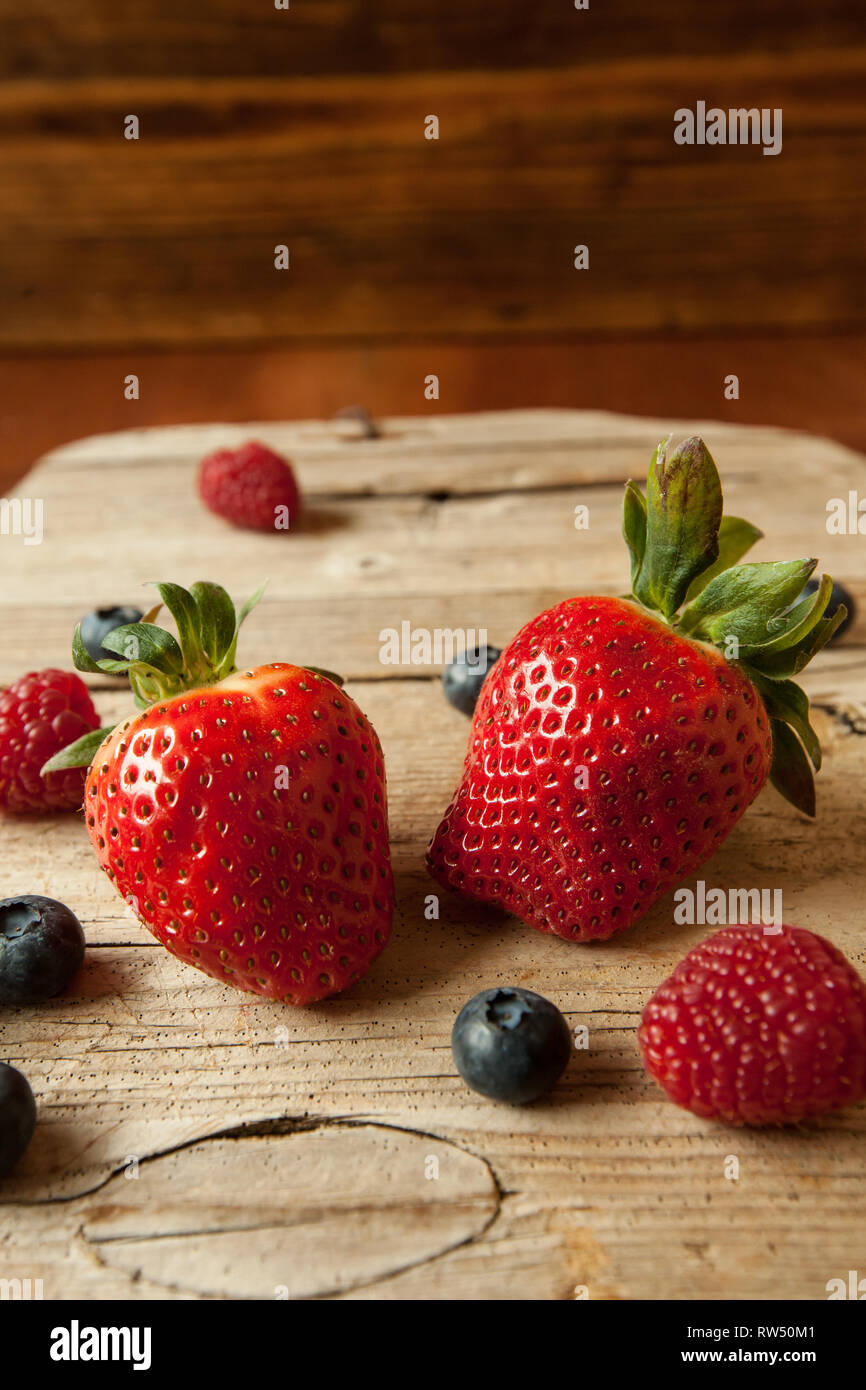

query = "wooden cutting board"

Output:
[[1, 408, 864, 1301]]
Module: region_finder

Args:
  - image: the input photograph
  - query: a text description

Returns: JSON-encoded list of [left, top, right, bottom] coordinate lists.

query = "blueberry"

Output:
[[79, 605, 144, 663], [451, 987, 572, 1104], [801, 577, 854, 640], [0, 896, 86, 1005], [442, 644, 501, 716], [0, 1062, 36, 1178]]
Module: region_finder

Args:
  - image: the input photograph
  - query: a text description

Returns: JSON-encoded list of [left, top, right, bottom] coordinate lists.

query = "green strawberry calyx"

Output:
[[43, 579, 344, 775], [622, 436, 846, 817]]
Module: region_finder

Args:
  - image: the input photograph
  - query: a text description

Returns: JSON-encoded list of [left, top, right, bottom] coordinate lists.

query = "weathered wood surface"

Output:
[[1, 9, 864, 347], [0, 409, 864, 1301]]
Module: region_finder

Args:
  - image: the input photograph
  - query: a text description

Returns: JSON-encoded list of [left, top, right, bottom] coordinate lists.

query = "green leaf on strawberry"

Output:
[[187, 580, 241, 668], [632, 436, 723, 619], [745, 600, 847, 679], [41, 726, 117, 774], [621, 480, 648, 591], [747, 672, 821, 771], [619, 436, 845, 817], [683, 514, 764, 602], [46, 580, 268, 776], [677, 558, 818, 648], [766, 719, 817, 819], [68, 580, 266, 711]]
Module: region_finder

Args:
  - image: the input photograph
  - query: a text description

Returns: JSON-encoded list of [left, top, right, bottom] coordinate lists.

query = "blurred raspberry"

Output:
[[638, 924, 866, 1126], [197, 441, 301, 533], [0, 669, 100, 813]]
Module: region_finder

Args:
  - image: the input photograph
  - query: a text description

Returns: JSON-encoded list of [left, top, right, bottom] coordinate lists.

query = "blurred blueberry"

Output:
[[442, 644, 501, 716], [0, 1063, 36, 1178], [80, 605, 143, 663], [801, 576, 854, 641]]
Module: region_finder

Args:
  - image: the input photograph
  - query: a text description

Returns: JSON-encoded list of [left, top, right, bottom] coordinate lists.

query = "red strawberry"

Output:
[[430, 597, 772, 941], [0, 668, 100, 813], [428, 437, 845, 943], [638, 925, 866, 1125], [45, 583, 393, 1004], [198, 441, 301, 533]]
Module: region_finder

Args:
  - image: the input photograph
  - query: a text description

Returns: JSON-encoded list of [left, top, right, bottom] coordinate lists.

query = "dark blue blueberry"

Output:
[[801, 577, 854, 640], [451, 987, 572, 1104], [79, 605, 144, 663], [0, 896, 86, 1005], [442, 644, 501, 716], [0, 1062, 36, 1178]]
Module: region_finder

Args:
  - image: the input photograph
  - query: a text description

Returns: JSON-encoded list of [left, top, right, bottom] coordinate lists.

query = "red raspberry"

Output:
[[197, 441, 301, 533], [638, 925, 866, 1126], [0, 669, 100, 813]]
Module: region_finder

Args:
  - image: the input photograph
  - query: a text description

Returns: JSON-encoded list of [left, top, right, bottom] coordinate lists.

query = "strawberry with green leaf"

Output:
[[428, 437, 844, 942], [45, 582, 394, 1004]]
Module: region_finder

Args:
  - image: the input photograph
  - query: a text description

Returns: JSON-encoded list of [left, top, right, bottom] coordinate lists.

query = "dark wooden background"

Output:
[[0, 1, 865, 485]]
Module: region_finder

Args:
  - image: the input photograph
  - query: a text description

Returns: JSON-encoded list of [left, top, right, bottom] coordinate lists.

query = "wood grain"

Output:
[[2, 1, 862, 79], [3, 410, 864, 680], [6, 333, 866, 501], [0, 409, 864, 1301], [0, 42, 864, 347]]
